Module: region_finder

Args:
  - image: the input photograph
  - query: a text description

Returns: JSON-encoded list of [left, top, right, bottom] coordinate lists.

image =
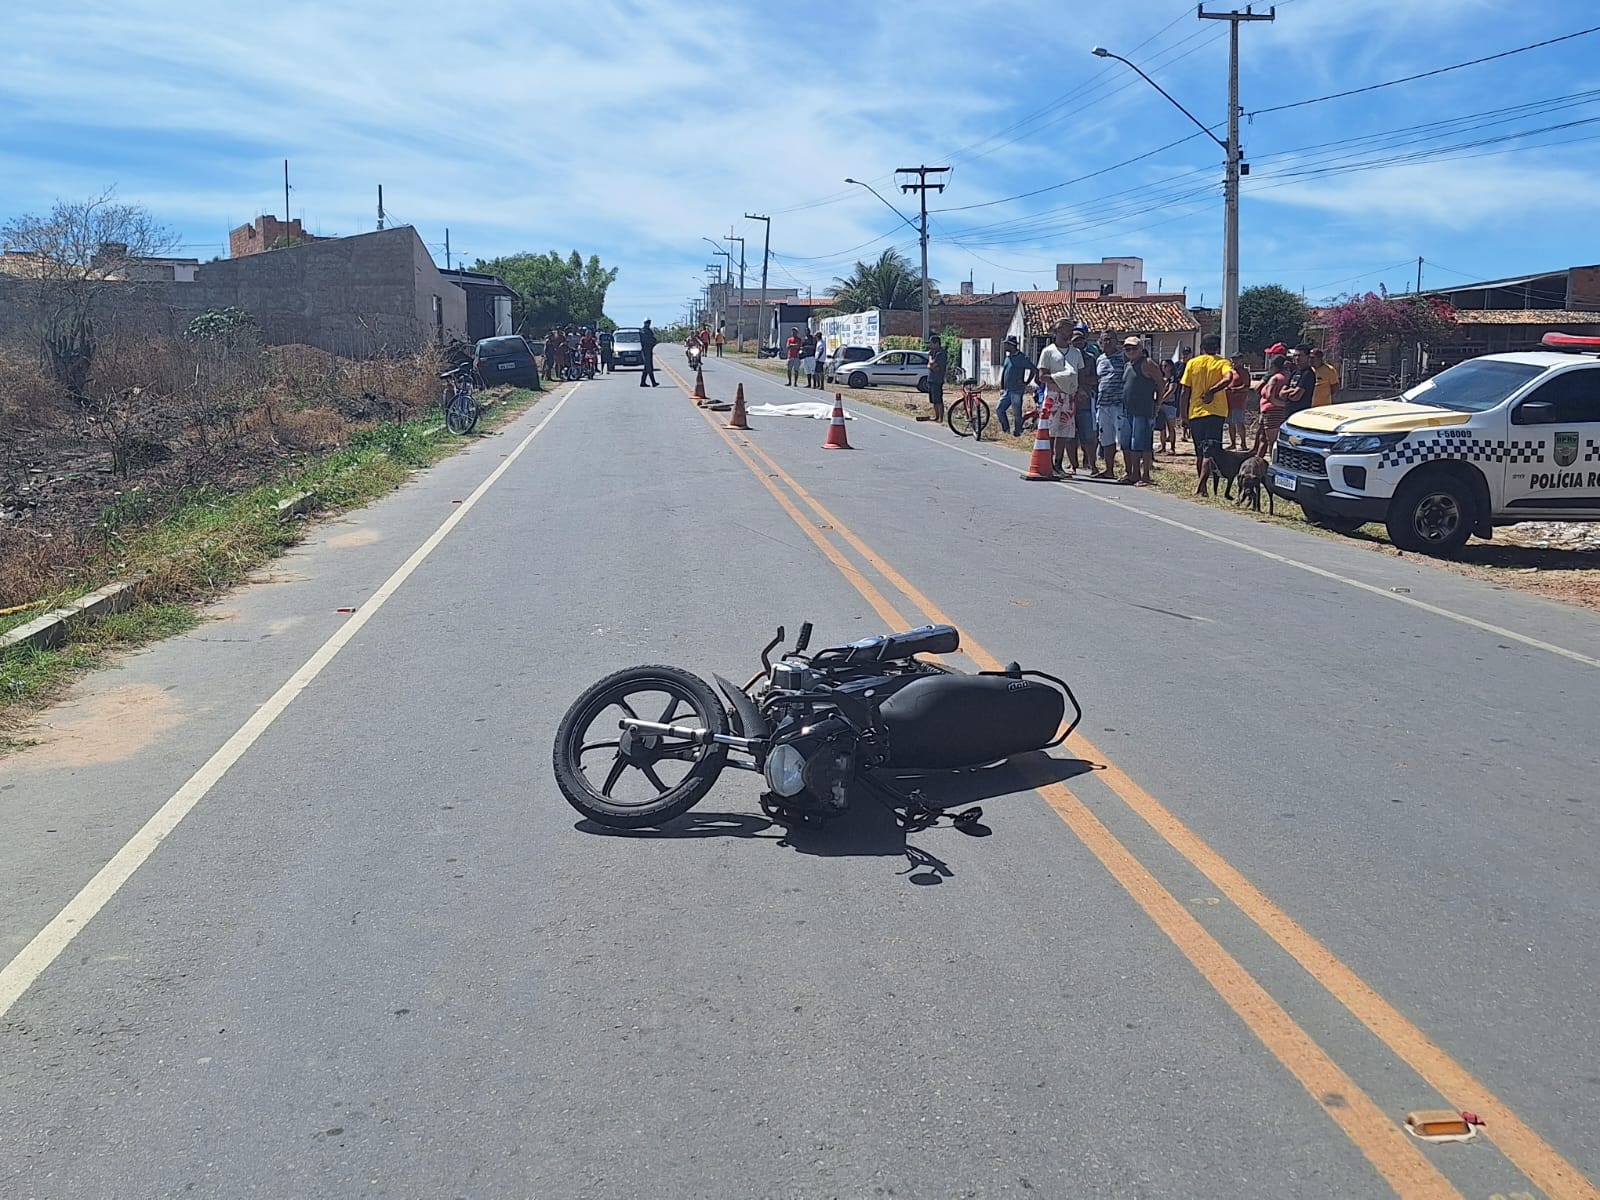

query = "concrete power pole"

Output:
[[1199, 6, 1274, 357], [377, 185, 385, 231], [728, 234, 746, 350], [745, 214, 770, 351], [897, 166, 949, 343]]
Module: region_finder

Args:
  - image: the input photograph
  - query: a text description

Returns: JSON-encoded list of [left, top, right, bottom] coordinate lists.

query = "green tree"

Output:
[[473, 250, 619, 333], [829, 249, 932, 313], [1237, 284, 1311, 354]]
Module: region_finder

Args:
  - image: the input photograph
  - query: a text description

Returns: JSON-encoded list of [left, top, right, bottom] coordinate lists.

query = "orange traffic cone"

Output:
[[821, 394, 852, 450], [693, 366, 708, 403], [725, 383, 751, 429], [1021, 393, 1057, 481]]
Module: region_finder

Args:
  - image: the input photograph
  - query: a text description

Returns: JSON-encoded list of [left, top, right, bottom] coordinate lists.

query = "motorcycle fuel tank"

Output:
[[878, 673, 1064, 769]]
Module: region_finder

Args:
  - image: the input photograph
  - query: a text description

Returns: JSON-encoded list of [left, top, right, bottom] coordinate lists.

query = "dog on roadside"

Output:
[[1197, 444, 1252, 499], [1233, 454, 1274, 513]]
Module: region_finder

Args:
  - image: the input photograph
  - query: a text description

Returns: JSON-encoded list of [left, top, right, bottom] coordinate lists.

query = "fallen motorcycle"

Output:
[[552, 622, 1080, 830]]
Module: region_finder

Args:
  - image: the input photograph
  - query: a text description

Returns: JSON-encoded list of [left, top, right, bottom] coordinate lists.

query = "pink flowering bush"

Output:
[[1324, 287, 1458, 358]]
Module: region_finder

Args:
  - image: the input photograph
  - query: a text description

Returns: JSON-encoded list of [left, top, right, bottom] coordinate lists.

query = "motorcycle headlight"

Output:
[[1331, 432, 1407, 455], [763, 744, 807, 797]]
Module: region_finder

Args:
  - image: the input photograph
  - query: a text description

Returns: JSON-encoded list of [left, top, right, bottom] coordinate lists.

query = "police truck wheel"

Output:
[[1386, 473, 1475, 555]]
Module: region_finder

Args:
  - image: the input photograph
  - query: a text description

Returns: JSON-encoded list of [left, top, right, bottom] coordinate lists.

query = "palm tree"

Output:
[[830, 249, 933, 313]]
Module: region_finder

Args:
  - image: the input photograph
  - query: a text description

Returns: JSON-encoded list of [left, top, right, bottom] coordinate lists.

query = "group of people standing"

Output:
[[987, 323, 1343, 490], [783, 328, 831, 388]]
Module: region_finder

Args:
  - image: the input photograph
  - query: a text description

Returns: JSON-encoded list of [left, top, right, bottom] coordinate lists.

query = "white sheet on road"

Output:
[[746, 402, 853, 419]]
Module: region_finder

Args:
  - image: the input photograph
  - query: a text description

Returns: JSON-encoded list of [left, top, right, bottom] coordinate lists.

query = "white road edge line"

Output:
[[0, 385, 580, 1020], [838, 398, 1600, 672]]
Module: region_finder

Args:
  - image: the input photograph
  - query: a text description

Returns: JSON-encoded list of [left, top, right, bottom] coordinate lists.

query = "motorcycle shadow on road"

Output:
[[575, 751, 1092, 886]]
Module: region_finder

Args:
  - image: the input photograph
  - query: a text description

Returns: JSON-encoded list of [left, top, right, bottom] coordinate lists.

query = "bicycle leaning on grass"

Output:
[[946, 378, 991, 441], [439, 362, 481, 434]]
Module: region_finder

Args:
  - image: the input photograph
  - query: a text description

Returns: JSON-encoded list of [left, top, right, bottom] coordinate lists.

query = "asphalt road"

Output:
[[2, 352, 1598, 1199]]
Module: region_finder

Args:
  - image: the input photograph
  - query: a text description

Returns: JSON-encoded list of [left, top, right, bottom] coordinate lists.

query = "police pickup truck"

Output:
[[1267, 333, 1600, 556]]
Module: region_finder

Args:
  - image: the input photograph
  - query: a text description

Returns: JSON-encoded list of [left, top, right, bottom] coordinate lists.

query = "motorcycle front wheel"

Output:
[[553, 665, 729, 828]]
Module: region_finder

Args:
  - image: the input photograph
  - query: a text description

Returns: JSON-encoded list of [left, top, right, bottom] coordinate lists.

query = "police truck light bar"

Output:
[[1541, 333, 1600, 352]]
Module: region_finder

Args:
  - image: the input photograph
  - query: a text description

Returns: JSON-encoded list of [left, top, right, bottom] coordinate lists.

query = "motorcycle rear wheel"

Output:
[[553, 665, 729, 828]]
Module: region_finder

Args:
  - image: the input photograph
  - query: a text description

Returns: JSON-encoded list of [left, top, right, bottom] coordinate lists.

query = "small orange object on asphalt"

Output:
[[1021, 394, 1057, 481], [725, 383, 751, 430], [692, 367, 708, 402], [822, 394, 852, 450]]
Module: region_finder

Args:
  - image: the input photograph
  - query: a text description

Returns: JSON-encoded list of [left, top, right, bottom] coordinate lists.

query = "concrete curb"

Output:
[[0, 580, 141, 654], [274, 491, 318, 522]]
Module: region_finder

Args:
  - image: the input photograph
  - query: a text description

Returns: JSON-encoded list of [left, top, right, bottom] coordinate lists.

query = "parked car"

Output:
[[612, 327, 645, 370], [825, 345, 875, 383], [833, 348, 932, 391], [473, 336, 540, 387]]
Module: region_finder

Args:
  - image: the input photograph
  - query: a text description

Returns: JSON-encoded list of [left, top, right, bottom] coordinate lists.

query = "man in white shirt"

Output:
[[812, 333, 828, 388], [1036, 320, 1081, 475]]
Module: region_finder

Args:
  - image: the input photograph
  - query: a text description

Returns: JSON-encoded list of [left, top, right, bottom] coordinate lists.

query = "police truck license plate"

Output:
[[499, 362, 514, 370], [1273, 471, 1296, 492]]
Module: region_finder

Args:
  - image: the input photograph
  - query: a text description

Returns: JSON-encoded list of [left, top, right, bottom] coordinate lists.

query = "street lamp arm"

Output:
[[843, 178, 921, 236], [1091, 47, 1226, 149]]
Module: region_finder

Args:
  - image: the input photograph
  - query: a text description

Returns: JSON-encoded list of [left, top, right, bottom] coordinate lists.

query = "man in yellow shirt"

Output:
[[1310, 347, 1340, 405], [1178, 334, 1231, 486]]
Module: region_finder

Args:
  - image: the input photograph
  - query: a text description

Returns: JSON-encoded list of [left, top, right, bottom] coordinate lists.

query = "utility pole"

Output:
[[1417, 256, 1424, 293], [1198, 5, 1274, 357], [377, 185, 385, 230], [745, 214, 770, 351], [444, 228, 451, 271], [284, 160, 291, 231], [728, 233, 746, 350], [897, 166, 949, 343]]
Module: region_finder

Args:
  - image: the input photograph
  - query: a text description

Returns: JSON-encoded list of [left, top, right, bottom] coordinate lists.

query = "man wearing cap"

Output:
[[1121, 337, 1166, 487], [997, 335, 1035, 437]]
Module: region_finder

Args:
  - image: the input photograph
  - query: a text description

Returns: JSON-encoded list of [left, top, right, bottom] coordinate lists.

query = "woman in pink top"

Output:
[[1253, 353, 1290, 459]]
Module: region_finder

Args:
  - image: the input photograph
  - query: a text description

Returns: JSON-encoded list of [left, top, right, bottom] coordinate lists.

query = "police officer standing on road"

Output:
[[639, 320, 659, 387]]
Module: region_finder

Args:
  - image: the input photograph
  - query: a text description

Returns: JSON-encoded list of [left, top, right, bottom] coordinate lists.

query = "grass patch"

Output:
[[0, 386, 542, 740]]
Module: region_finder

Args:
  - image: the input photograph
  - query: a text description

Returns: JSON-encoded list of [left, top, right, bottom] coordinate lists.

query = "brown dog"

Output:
[[1233, 454, 1274, 513], [1198, 444, 1252, 499]]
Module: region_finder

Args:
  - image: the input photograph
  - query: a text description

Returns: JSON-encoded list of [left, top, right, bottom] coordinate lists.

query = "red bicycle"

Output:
[[946, 379, 991, 440]]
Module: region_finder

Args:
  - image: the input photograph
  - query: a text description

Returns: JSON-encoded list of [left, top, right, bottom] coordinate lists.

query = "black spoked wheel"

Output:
[[553, 665, 729, 828], [947, 398, 990, 440], [445, 393, 477, 434]]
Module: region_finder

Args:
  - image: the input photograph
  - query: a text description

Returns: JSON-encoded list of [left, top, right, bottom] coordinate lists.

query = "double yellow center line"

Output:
[[663, 363, 1595, 1200]]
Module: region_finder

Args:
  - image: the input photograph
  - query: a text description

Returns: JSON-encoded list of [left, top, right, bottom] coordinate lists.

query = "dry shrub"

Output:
[[252, 405, 349, 451], [0, 346, 67, 426], [0, 527, 95, 609]]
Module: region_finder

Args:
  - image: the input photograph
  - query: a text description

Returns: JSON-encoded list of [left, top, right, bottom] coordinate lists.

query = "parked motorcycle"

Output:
[[552, 622, 1080, 831]]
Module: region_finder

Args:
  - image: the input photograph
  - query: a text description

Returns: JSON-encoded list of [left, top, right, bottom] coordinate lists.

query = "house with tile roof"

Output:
[[1005, 291, 1201, 363]]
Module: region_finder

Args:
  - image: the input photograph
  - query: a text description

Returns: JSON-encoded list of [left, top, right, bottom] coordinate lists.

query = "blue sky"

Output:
[[4, 0, 1599, 325]]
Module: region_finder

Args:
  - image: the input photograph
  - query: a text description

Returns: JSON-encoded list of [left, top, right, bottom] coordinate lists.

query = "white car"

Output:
[[1267, 333, 1600, 555], [833, 349, 932, 391]]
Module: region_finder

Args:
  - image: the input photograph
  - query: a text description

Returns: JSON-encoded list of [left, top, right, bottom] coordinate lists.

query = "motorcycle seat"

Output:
[[822, 623, 959, 664]]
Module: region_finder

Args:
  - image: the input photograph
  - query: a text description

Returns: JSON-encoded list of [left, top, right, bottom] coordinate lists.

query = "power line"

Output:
[[1249, 24, 1600, 116]]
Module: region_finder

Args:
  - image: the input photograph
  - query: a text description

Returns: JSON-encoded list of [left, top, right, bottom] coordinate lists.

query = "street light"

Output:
[[844, 177, 931, 341], [703, 236, 734, 338], [1092, 42, 1249, 355]]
